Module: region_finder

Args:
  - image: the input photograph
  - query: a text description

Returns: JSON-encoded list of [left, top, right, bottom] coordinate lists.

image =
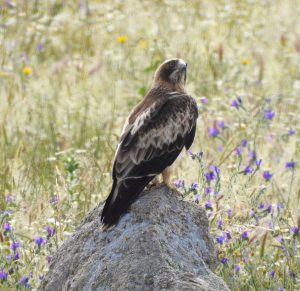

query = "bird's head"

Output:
[[153, 58, 188, 92]]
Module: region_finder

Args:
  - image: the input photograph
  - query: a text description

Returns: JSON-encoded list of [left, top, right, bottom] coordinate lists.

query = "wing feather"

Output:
[[114, 92, 198, 180]]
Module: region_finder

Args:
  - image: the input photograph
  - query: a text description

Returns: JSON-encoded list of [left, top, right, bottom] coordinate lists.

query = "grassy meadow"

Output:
[[1, 0, 300, 289]]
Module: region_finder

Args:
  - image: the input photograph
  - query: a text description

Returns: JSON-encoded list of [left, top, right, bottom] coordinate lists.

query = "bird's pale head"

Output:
[[153, 58, 188, 92]]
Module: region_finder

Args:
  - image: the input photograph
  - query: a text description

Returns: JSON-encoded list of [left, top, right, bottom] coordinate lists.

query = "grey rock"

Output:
[[39, 185, 229, 291]]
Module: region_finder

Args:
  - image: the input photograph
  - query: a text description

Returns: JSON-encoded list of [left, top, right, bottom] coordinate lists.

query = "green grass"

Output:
[[1, 0, 300, 289]]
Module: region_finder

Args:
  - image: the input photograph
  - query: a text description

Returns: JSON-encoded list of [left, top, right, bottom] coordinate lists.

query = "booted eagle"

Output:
[[101, 58, 198, 228]]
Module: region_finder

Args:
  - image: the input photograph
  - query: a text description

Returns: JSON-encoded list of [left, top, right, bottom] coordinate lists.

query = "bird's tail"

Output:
[[101, 176, 153, 228]]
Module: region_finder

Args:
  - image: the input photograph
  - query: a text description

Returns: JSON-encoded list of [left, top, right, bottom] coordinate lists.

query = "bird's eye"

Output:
[[169, 61, 176, 68], [158, 60, 179, 81]]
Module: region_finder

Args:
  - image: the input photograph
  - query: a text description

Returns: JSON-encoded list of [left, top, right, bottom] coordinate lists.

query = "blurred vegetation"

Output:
[[0, 0, 300, 289]]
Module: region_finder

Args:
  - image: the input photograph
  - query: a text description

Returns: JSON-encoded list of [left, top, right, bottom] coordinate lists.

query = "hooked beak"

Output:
[[178, 59, 188, 71]]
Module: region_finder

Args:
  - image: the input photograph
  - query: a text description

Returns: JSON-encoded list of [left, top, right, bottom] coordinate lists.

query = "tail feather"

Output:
[[101, 176, 153, 227]]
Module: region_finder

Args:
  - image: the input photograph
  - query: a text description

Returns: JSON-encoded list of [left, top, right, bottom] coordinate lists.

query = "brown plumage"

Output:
[[101, 58, 198, 228]]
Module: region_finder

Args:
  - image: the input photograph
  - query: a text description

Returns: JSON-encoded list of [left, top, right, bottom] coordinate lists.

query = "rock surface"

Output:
[[39, 185, 229, 291]]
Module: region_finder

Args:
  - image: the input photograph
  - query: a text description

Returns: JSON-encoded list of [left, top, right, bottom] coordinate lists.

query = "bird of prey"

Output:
[[101, 58, 198, 228]]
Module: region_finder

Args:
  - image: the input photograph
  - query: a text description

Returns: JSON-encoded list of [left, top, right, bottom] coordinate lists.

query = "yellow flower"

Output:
[[117, 35, 128, 44], [241, 58, 250, 65], [139, 39, 148, 49], [22, 67, 32, 75], [240, 123, 247, 130], [233, 250, 240, 256]]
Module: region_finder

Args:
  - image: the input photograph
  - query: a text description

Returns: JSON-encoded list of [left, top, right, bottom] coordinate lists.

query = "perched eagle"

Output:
[[101, 58, 198, 228]]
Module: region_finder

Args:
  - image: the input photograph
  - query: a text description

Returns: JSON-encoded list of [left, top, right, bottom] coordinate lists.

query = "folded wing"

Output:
[[101, 90, 198, 226]]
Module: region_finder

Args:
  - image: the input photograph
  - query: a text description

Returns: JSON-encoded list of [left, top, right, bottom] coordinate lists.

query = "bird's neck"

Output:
[[151, 80, 186, 93]]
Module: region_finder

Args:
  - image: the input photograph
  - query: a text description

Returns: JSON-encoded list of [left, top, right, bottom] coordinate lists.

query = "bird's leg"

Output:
[[100, 223, 116, 232], [162, 167, 173, 188], [152, 176, 160, 187], [162, 167, 182, 196], [146, 175, 160, 189]]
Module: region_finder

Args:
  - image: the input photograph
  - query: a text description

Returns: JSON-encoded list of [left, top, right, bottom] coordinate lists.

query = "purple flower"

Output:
[[5, 195, 13, 202], [234, 265, 241, 272], [244, 165, 253, 174], [263, 109, 275, 120], [50, 195, 58, 204], [194, 194, 200, 204], [45, 226, 56, 237], [255, 159, 262, 167], [291, 226, 299, 236], [3, 222, 12, 231], [205, 171, 215, 181], [270, 270, 275, 278], [10, 241, 20, 251], [205, 200, 213, 210], [266, 204, 272, 213], [241, 140, 248, 147], [0, 269, 8, 280], [199, 151, 204, 157], [249, 151, 256, 159], [216, 120, 225, 129], [34, 237, 46, 247], [225, 231, 231, 240], [235, 147, 242, 155], [230, 97, 242, 109], [258, 203, 265, 209], [174, 179, 185, 188], [19, 276, 30, 288], [285, 161, 295, 169], [288, 129, 296, 136], [262, 171, 273, 181], [241, 231, 249, 240], [4, 1, 16, 8], [276, 235, 284, 243], [213, 165, 221, 174], [47, 256, 53, 264], [217, 144, 223, 152], [220, 257, 228, 264], [216, 235, 225, 244], [188, 150, 203, 158], [218, 220, 223, 229], [208, 127, 220, 137], [13, 250, 20, 261], [205, 186, 211, 195], [230, 100, 238, 108], [200, 96, 208, 104], [227, 208, 233, 218], [265, 97, 272, 102], [242, 257, 247, 263], [289, 270, 296, 279], [190, 182, 198, 190], [39, 274, 45, 281], [37, 43, 44, 51], [277, 203, 284, 210], [249, 208, 255, 217], [195, 151, 204, 158]]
